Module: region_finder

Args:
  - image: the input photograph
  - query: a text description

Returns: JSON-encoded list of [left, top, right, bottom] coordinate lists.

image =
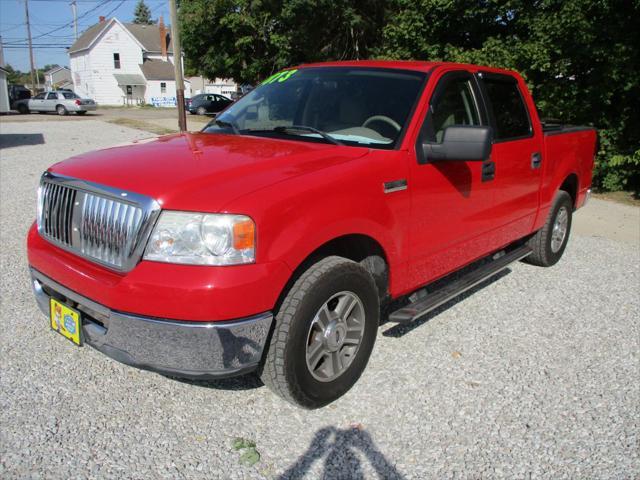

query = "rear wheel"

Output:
[[76, 111, 87, 115], [17, 104, 29, 114], [525, 190, 573, 267], [196, 106, 207, 115], [260, 256, 379, 409], [56, 105, 68, 116]]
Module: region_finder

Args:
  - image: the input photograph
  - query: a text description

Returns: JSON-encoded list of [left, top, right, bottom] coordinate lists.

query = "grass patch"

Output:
[[232, 437, 261, 467], [593, 191, 640, 207], [106, 117, 176, 135]]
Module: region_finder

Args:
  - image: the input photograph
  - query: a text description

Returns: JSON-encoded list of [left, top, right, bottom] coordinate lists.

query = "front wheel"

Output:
[[260, 256, 379, 409], [56, 105, 68, 116], [525, 190, 573, 267], [17, 104, 29, 114]]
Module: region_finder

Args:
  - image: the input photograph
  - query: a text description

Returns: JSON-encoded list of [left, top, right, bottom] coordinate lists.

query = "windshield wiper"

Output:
[[214, 119, 240, 135], [275, 125, 343, 146], [245, 125, 343, 146]]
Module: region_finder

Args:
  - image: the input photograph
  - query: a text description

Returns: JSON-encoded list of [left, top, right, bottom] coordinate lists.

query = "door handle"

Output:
[[482, 160, 495, 182], [531, 152, 542, 169]]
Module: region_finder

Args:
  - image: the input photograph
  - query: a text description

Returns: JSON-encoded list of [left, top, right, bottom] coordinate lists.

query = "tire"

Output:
[[76, 111, 87, 115], [17, 104, 29, 114], [196, 106, 207, 115], [56, 105, 68, 116], [525, 190, 573, 267], [260, 256, 379, 409]]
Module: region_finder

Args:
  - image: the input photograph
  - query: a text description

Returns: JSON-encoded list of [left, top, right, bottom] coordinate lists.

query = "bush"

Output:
[[593, 130, 640, 195]]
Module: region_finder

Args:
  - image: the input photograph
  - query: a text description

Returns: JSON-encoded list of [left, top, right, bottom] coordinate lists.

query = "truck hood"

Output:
[[49, 132, 368, 212]]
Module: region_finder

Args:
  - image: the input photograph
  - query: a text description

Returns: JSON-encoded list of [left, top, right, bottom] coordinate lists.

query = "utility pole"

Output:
[[24, 0, 37, 94], [169, 0, 187, 132], [70, 1, 78, 40]]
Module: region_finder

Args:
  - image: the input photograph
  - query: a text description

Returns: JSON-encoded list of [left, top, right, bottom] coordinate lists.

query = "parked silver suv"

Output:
[[16, 91, 97, 116]]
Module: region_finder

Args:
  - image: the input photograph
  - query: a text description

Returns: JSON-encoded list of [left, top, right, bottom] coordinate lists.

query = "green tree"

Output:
[[180, 0, 387, 84], [376, 0, 640, 193], [3, 64, 24, 84], [133, 0, 153, 25]]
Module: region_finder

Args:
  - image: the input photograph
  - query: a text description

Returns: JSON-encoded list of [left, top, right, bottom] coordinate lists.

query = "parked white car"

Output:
[[16, 91, 97, 116]]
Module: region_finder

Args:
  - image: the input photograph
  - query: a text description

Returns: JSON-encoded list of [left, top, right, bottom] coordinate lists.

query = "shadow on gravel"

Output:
[[382, 268, 512, 338], [279, 426, 405, 480], [0, 133, 45, 149], [169, 374, 264, 391]]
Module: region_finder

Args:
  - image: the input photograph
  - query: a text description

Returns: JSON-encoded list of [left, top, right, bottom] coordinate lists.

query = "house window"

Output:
[[113, 53, 120, 69], [160, 82, 166, 94]]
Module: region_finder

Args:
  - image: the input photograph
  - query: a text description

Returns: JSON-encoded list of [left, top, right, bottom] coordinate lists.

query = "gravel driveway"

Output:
[[1, 120, 638, 479]]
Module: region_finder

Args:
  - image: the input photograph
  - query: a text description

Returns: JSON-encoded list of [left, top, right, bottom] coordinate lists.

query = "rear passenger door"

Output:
[[477, 72, 543, 241]]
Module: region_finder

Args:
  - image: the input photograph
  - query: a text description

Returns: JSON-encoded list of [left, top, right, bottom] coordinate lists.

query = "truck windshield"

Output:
[[203, 67, 427, 148]]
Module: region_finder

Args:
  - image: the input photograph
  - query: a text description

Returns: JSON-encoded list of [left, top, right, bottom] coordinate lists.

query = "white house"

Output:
[[188, 76, 238, 98], [44, 66, 73, 91], [68, 16, 190, 106]]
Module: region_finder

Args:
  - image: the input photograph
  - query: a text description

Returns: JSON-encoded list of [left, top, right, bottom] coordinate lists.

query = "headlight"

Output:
[[144, 211, 255, 265]]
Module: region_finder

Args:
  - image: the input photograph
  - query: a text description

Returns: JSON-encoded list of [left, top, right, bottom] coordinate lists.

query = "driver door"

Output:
[[44, 92, 58, 111], [30, 92, 47, 111], [406, 69, 497, 286]]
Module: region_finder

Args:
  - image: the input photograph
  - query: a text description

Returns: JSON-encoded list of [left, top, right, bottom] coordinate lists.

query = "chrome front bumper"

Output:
[[30, 268, 273, 379]]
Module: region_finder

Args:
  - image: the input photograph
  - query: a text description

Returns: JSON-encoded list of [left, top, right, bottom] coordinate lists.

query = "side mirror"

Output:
[[421, 125, 493, 163]]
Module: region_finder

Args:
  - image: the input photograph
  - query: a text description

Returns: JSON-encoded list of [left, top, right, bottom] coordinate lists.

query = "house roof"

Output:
[[44, 65, 70, 75], [68, 21, 110, 53], [126, 23, 173, 53], [69, 19, 172, 54], [139, 59, 175, 81], [114, 73, 146, 86]]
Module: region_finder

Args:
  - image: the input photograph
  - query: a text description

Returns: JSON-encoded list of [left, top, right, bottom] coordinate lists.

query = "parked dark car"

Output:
[[186, 93, 232, 115], [8, 85, 31, 109]]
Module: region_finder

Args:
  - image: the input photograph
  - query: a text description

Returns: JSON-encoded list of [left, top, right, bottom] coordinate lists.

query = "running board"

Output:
[[388, 245, 532, 324]]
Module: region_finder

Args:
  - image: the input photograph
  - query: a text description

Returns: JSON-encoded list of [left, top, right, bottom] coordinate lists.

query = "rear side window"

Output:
[[481, 75, 531, 140], [62, 92, 79, 99]]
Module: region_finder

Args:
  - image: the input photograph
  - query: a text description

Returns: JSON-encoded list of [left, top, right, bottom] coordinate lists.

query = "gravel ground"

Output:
[[1, 120, 639, 479]]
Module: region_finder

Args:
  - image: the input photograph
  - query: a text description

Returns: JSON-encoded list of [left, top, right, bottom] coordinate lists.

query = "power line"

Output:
[[31, 0, 111, 40]]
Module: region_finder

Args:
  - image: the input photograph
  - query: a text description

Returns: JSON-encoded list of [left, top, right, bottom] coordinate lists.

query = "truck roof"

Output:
[[296, 60, 518, 77]]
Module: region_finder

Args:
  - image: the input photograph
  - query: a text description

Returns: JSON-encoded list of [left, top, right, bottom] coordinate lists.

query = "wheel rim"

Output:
[[57, 106, 64, 115], [551, 206, 569, 253], [305, 291, 365, 382]]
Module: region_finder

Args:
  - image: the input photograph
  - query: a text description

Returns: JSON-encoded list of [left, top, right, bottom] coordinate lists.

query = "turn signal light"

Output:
[[233, 219, 255, 250]]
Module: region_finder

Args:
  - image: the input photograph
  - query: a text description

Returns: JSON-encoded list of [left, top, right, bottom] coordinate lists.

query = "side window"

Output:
[[46, 93, 58, 100], [424, 75, 481, 143], [113, 53, 120, 69], [481, 75, 531, 140], [34, 93, 46, 100], [160, 82, 167, 94]]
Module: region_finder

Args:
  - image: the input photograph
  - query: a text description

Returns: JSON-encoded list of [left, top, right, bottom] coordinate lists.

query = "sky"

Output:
[[0, 0, 170, 71]]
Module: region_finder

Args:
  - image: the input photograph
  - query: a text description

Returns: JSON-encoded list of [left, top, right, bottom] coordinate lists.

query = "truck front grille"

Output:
[[40, 182, 76, 246], [38, 173, 160, 271]]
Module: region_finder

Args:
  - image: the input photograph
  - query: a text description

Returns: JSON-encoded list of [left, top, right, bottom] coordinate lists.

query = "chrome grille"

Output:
[[80, 193, 144, 268], [37, 173, 160, 271], [40, 182, 76, 245]]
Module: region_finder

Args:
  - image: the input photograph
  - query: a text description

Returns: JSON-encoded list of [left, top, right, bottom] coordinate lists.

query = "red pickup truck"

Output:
[[28, 61, 596, 408]]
